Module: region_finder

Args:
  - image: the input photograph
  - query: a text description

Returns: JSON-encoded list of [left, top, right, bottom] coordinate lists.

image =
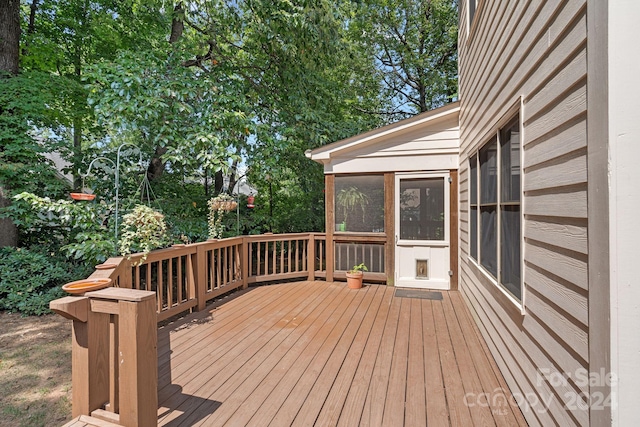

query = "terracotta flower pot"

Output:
[[346, 271, 364, 289]]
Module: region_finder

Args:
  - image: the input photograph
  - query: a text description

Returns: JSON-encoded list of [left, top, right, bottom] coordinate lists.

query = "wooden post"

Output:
[[449, 170, 459, 290], [325, 174, 335, 282], [307, 233, 316, 281], [85, 288, 157, 427], [118, 296, 157, 427], [51, 296, 110, 417], [192, 247, 206, 311], [384, 172, 395, 285], [73, 309, 110, 416]]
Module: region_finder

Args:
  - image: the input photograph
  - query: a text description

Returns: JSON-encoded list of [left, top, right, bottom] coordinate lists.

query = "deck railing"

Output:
[[52, 231, 389, 426], [84, 232, 388, 323]]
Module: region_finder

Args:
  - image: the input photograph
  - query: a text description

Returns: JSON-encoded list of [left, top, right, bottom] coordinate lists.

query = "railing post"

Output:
[[51, 288, 157, 426], [51, 296, 110, 417], [307, 234, 315, 281], [193, 246, 207, 311], [115, 292, 157, 427]]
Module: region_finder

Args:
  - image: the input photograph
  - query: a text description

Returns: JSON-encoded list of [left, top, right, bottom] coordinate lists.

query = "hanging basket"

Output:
[[210, 200, 237, 211], [70, 192, 96, 201]]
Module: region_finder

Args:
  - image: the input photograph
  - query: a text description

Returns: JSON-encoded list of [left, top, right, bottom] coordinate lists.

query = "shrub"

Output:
[[0, 247, 89, 315]]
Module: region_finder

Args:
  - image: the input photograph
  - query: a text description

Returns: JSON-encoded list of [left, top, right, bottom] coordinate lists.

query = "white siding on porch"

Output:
[[309, 104, 459, 175]]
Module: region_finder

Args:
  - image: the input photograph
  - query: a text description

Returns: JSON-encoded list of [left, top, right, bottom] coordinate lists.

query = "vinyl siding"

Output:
[[459, 1, 588, 426]]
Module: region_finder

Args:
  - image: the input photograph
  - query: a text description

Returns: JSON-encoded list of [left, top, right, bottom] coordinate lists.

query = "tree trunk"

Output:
[[0, 0, 20, 75], [147, 146, 167, 181], [145, 2, 184, 182], [72, 118, 82, 189], [0, 187, 18, 247], [0, 0, 21, 247], [169, 2, 184, 44], [214, 170, 224, 194], [22, 0, 38, 56]]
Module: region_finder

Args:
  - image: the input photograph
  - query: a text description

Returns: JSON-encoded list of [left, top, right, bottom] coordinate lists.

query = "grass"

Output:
[[0, 312, 72, 427]]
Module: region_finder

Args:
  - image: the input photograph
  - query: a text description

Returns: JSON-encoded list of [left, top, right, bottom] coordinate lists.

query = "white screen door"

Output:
[[395, 172, 450, 289]]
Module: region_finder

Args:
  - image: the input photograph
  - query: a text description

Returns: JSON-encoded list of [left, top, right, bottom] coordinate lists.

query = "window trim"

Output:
[[466, 0, 484, 40], [467, 100, 524, 312]]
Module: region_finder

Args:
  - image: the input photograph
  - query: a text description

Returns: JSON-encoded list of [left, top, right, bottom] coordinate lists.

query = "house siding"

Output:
[[459, 1, 588, 426]]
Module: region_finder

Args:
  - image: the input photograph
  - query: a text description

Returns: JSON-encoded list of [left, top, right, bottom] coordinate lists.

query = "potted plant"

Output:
[[346, 262, 368, 289], [336, 187, 369, 231], [207, 193, 236, 240], [119, 204, 168, 265]]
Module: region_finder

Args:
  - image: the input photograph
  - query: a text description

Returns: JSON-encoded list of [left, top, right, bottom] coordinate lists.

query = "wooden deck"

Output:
[[155, 281, 526, 426]]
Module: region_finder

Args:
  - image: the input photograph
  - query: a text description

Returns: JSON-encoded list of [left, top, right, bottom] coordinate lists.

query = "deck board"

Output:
[[155, 281, 526, 426]]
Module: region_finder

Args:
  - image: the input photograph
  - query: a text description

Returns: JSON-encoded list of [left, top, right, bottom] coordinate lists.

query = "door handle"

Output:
[[395, 234, 398, 244]]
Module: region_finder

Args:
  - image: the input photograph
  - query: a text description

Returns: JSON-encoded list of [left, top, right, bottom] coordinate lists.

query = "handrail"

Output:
[[51, 231, 387, 424], [81, 231, 383, 323]]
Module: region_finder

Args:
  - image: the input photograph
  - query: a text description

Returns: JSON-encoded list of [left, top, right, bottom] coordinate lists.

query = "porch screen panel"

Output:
[[334, 175, 384, 233], [399, 178, 445, 241], [334, 242, 385, 272]]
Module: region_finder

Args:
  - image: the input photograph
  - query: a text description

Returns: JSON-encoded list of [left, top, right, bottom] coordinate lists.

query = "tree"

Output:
[[352, 0, 458, 118], [0, 0, 21, 246], [0, 0, 19, 75]]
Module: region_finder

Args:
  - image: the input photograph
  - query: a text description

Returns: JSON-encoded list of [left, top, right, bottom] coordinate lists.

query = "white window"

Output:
[[469, 115, 521, 300]]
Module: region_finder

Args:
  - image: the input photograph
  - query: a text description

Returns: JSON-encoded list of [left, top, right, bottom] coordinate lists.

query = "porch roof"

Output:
[[306, 102, 460, 174]]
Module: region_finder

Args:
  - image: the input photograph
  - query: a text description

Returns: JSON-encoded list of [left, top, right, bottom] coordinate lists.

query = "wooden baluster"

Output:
[[280, 240, 285, 274], [177, 256, 183, 304], [257, 242, 262, 276], [236, 244, 241, 281], [157, 261, 163, 313], [271, 241, 276, 275], [242, 238, 249, 289], [168, 258, 174, 307], [193, 248, 205, 311], [307, 235, 315, 281], [223, 246, 229, 286], [145, 263, 151, 291], [217, 248, 222, 287], [209, 250, 215, 291], [134, 265, 140, 290], [302, 239, 307, 272], [248, 240, 253, 278]]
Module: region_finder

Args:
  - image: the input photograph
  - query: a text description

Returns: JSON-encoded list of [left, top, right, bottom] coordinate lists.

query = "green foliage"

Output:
[[0, 247, 91, 315], [4, 192, 114, 265], [349, 263, 369, 274], [151, 176, 209, 243], [86, 47, 247, 175], [119, 204, 168, 265], [0, 71, 83, 196], [351, 0, 459, 116], [337, 187, 370, 226]]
